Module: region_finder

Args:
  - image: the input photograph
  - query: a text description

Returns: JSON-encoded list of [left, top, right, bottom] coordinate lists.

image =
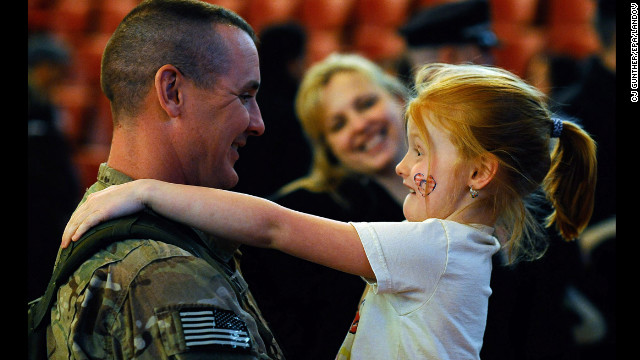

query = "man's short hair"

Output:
[[101, 0, 256, 119]]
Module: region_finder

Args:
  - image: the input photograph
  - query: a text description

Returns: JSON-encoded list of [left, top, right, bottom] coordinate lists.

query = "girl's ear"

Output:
[[155, 64, 183, 118], [468, 153, 499, 190]]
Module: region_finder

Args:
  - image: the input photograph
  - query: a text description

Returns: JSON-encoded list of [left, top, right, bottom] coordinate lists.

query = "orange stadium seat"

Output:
[[491, 25, 545, 77], [47, 0, 92, 34], [74, 33, 112, 86], [96, 0, 140, 34], [355, 0, 411, 27], [28, 0, 51, 32], [490, 0, 539, 24], [546, 23, 600, 58], [243, 0, 301, 34], [352, 24, 407, 62], [201, 0, 249, 17], [306, 29, 343, 65], [548, 0, 595, 25], [298, 0, 356, 30]]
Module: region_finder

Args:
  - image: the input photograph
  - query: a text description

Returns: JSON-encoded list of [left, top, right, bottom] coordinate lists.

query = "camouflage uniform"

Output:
[[47, 163, 284, 359]]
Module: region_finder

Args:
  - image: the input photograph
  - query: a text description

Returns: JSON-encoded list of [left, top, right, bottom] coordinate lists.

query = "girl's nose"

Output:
[[395, 153, 408, 177]]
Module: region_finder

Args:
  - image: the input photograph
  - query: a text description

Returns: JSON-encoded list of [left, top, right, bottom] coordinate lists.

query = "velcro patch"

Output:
[[178, 308, 251, 351]]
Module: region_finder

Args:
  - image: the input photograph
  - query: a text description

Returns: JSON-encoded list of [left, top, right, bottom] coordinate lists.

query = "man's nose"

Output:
[[248, 105, 265, 136]]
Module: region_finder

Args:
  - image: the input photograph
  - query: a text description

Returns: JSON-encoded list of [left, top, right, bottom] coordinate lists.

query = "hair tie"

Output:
[[551, 117, 563, 138]]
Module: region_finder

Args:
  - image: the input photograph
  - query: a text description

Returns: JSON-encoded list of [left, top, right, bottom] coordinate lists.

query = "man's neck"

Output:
[[107, 120, 186, 184]]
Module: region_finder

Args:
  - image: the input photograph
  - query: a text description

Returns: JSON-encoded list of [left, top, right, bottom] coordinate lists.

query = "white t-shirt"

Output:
[[337, 218, 501, 360]]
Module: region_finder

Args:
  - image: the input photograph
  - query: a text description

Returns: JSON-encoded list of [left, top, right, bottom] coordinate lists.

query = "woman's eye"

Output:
[[328, 116, 346, 133], [356, 94, 378, 111]]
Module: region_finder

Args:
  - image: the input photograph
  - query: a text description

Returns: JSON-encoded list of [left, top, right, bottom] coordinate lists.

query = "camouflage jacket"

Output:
[[47, 163, 284, 359]]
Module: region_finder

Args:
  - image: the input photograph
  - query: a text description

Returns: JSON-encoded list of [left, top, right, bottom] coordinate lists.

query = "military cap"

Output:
[[399, 0, 498, 48]]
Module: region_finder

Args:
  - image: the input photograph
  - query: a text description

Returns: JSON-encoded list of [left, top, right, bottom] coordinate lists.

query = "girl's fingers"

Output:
[[60, 181, 146, 248], [61, 197, 102, 248]]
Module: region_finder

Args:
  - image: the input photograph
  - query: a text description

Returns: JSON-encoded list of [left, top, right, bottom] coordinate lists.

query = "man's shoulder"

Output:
[[69, 238, 229, 293], [73, 238, 189, 277]]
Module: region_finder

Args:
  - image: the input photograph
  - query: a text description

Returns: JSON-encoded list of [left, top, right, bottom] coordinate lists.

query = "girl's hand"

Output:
[[61, 180, 151, 248]]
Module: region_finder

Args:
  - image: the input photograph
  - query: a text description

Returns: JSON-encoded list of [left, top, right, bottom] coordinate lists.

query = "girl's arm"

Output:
[[62, 179, 374, 279]]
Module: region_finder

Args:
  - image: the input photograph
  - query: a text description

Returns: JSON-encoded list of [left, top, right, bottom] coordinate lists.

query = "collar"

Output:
[[97, 162, 134, 186]]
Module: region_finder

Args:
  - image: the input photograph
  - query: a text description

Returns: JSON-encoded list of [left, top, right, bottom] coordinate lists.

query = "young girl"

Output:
[[62, 63, 597, 359]]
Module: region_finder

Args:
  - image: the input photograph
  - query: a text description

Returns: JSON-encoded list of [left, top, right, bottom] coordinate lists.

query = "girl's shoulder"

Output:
[[354, 219, 499, 252]]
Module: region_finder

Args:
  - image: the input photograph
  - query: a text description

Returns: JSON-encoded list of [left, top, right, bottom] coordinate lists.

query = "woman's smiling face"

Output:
[[320, 71, 405, 175]]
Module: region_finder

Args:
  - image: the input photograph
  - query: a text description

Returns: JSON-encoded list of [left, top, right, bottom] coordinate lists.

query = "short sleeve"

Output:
[[350, 219, 449, 312]]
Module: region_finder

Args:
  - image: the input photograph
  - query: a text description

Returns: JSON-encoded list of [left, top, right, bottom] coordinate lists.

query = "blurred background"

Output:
[[28, 0, 603, 196]]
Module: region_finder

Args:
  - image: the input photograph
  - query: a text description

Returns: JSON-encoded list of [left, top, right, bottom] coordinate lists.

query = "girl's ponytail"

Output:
[[543, 117, 598, 241]]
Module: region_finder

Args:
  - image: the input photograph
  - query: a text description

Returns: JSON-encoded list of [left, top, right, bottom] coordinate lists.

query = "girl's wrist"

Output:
[[135, 178, 157, 209]]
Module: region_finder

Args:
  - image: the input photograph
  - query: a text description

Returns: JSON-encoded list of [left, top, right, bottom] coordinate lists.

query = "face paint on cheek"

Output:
[[413, 173, 437, 197]]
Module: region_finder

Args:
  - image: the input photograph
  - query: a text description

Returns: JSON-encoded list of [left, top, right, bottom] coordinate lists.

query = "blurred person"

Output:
[[28, 33, 81, 301], [398, 0, 498, 77], [63, 62, 598, 360], [240, 53, 409, 359], [233, 22, 312, 198], [38, 1, 285, 358]]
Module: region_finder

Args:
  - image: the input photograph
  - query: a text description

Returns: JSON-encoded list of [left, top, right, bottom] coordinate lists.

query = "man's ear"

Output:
[[468, 153, 499, 190], [155, 64, 183, 118]]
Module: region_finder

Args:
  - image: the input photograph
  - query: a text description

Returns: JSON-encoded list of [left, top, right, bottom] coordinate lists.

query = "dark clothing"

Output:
[[233, 23, 311, 198], [28, 84, 81, 301], [554, 56, 616, 225], [240, 175, 404, 360], [272, 176, 405, 223], [482, 237, 584, 360], [482, 196, 605, 360], [233, 77, 312, 198]]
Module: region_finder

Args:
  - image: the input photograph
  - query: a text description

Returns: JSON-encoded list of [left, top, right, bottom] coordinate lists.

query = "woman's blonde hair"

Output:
[[408, 63, 597, 263], [278, 53, 409, 196]]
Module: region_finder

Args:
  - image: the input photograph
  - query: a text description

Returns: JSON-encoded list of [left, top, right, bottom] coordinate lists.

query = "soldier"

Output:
[[46, 0, 284, 358]]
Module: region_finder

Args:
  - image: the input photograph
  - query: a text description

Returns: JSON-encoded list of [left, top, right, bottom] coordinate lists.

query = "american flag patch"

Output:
[[179, 308, 251, 350]]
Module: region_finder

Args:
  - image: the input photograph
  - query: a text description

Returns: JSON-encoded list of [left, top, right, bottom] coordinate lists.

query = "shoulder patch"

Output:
[[179, 308, 252, 351]]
